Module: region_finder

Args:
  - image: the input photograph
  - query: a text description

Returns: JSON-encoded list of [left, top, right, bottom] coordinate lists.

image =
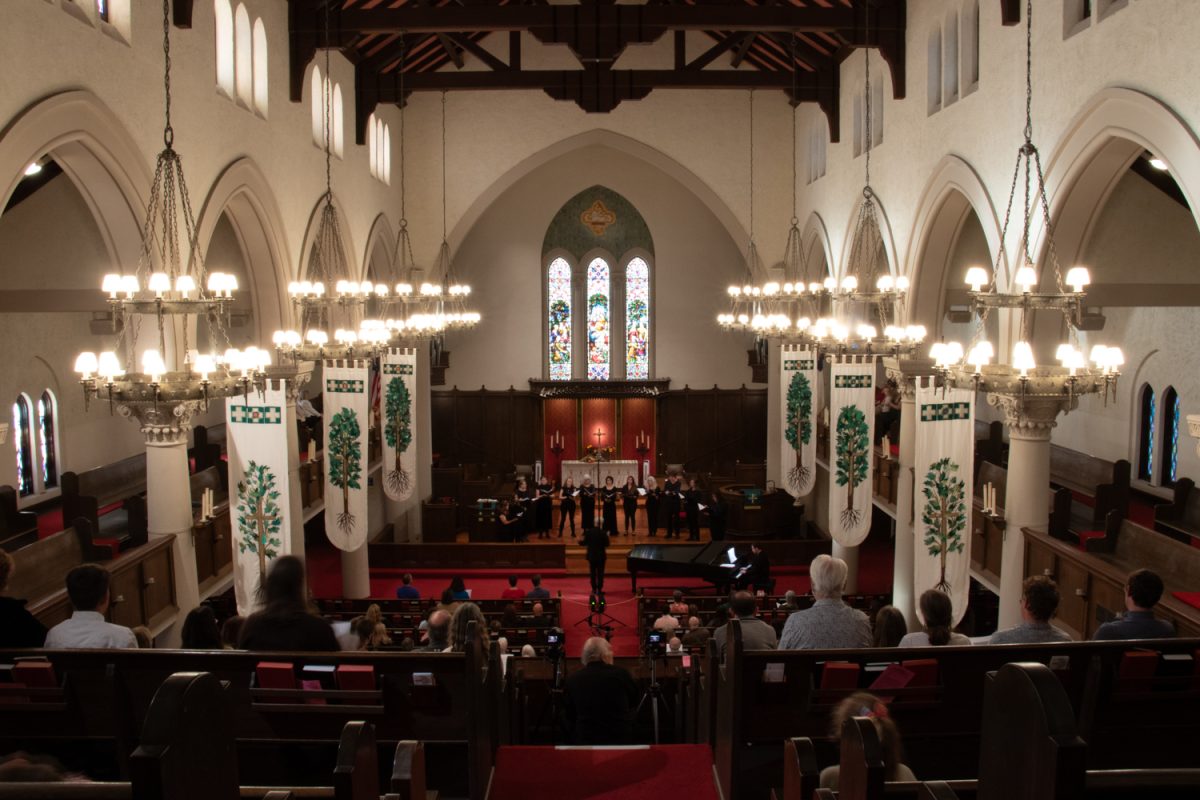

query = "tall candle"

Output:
[[307, 439, 317, 462]]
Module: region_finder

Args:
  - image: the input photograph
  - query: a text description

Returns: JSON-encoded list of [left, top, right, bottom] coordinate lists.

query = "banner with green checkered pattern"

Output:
[[828, 359, 875, 545], [324, 361, 370, 551], [914, 383, 974, 627], [781, 345, 818, 497], [226, 385, 293, 615], [382, 348, 418, 502]]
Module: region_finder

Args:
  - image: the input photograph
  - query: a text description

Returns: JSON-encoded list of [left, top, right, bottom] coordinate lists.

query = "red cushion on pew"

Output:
[[889, 444, 899, 458], [1172, 592, 1200, 610], [1116, 651, 1158, 693], [13, 661, 57, 688], [1077, 530, 1106, 551], [256, 662, 297, 690], [819, 662, 860, 691], [91, 538, 122, 559], [336, 664, 375, 691]]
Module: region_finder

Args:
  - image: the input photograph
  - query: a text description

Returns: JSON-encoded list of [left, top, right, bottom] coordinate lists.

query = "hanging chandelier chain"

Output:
[[160, 0, 173, 148], [748, 88, 755, 248], [441, 91, 448, 243], [1024, 0, 1033, 144], [323, 0, 333, 200], [398, 37, 407, 225], [863, 42, 871, 190], [790, 37, 798, 224]]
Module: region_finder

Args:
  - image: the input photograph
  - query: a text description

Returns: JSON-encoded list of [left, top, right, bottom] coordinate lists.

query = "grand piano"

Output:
[[626, 542, 749, 592]]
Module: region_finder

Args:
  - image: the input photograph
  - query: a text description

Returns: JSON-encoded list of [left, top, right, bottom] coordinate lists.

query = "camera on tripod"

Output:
[[589, 592, 606, 613], [544, 627, 565, 661], [644, 629, 666, 657]]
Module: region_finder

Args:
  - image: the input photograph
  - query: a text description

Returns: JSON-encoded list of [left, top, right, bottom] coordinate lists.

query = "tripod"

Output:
[[634, 652, 672, 744], [532, 653, 566, 744]]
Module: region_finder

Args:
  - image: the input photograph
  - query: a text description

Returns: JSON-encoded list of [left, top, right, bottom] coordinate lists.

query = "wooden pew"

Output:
[[1153, 477, 1200, 545], [1049, 444, 1131, 529], [189, 424, 224, 476], [1025, 521, 1200, 638], [61, 455, 148, 548], [974, 420, 1006, 473], [0, 484, 38, 551]]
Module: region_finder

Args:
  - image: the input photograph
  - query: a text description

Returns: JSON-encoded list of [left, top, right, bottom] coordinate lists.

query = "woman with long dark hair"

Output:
[[579, 476, 596, 528], [899, 589, 971, 647], [599, 476, 620, 538], [534, 474, 555, 539], [622, 475, 639, 535], [446, 602, 490, 654], [558, 476, 577, 538], [238, 556, 339, 651]]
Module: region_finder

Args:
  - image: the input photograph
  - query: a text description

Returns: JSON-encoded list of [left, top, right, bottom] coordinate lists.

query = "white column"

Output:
[[991, 394, 1072, 629], [285, 371, 311, 560], [833, 541, 859, 594], [130, 403, 200, 646], [341, 542, 370, 597], [891, 385, 918, 626]]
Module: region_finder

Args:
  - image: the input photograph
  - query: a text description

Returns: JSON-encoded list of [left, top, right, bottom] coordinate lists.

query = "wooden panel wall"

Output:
[[658, 387, 767, 476], [431, 389, 542, 470]]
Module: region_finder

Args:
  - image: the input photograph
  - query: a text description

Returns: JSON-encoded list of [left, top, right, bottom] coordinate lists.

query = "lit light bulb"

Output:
[[965, 266, 989, 292], [876, 275, 894, 292], [840, 275, 858, 292], [175, 275, 195, 297], [74, 352, 98, 379], [796, 317, 811, 330], [102, 274, 122, 299], [894, 276, 910, 292], [783, 282, 794, 294], [1103, 346, 1124, 372], [1015, 265, 1038, 293], [1012, 341, 1036, 376], [763, 282, 779, 296], [727, 285, 741, 297], [906, 325, 927, 342], [97, 351, 123, 381], [396, 283, 413, 296], [120, 275, 139, 298], [809, 282, 823, 294], [193, 354, 216, 381], [141, 349, 166, 381], [1065, 266, 1091, 293], [857, 324, 877, 340], [1148, 156, 1168, 171], [148, 272, 170, 297], [823, 276, 837, 292], [967, 341, 994, 373]]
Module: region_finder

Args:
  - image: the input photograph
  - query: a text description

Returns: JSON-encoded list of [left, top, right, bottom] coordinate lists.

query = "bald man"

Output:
[[564, 637, 639, 745], [419, 609, 451, 652]]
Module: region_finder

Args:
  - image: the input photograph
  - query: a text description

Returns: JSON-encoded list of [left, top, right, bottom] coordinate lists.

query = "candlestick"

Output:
[[307, 439, 317, 462]]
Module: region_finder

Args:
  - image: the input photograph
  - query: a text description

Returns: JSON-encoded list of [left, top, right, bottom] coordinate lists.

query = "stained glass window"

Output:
[[1162, 387, 1179, 487], [547, 258, 572, 380], [586, 258, 610, 380], [38, 391, 58, 489], [12, 397, 33, 497], [1138, 384, 1155, 482], [625, 257, 649, 379]]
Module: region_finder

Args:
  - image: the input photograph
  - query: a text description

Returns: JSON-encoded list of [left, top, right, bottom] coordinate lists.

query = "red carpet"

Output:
[[487, 745, 719, 800]]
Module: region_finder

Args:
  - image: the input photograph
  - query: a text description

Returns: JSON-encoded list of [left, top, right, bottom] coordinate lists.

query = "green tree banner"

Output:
[[382, 349, 417, 501], [828, 360, 875, 545], [781, 346, 817, 496], [324, 361, 370, 551]]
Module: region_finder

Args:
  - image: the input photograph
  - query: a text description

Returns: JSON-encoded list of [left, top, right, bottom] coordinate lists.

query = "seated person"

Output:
[[668, 590, 689, 616], [819, 693, 916, 790], [528, 601, 550, 627], [778, 589, 801, 612], [712, 591, 778, 655], [681, 615, 711, 647], [734, 543, 770, 590], [564, 637, 639, 745], [447, 575, 471, 601], [180, 606, 222, 649], [418, 609, 451, 652], [872, 605, 908, 648], [990, 576, 1072, 644], [394, 573, 420, 600], [526, 574, 551, 599], [778, 555, 871, 649], [652, 611, 681, 634], [666, 636, 685, 654], [45, 564, 138, 649], [0, 550, 46, 648], [238, 556, 339, 652], [1093, 569, 1175, 640], [900, 589, 972, 647], [501, 575, 526, 600]]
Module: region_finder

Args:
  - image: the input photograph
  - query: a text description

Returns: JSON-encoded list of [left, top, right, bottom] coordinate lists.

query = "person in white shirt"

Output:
[[44, 564, 138, 649]]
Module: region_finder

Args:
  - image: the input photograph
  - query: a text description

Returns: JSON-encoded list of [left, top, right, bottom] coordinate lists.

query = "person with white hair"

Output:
[[564, 636, 639, 744], [778, 555, 871, 649]]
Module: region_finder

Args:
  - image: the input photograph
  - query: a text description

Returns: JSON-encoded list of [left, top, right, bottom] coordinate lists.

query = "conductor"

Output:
[[581, 526, 610, 595], [734, 543, 770, 591]]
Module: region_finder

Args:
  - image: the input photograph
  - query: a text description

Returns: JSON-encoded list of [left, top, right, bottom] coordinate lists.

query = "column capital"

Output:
[[883, 356, 935, 401], [286, 364, 315, 404], [1187, 414, 1200, 458], [987, 393, 1076, 440], [117, 401, 200, 445]]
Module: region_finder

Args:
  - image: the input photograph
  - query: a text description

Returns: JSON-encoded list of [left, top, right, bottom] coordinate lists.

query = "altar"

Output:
[[561, 459, 642, 486]]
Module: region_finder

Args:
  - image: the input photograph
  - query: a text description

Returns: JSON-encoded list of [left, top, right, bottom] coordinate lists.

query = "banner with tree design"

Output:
[[781, 345, 817, 497], [382, 348, 417, 501], [828, 358, 875, 545], [914, 382, 974, 626], [226, 383, 292, 615], [324, 360, 370, 551]]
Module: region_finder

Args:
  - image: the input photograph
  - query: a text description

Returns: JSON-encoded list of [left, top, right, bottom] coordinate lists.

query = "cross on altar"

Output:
[[594, 428, 605, 447]]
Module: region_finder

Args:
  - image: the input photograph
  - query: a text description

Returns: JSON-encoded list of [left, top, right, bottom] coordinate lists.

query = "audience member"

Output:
[[353, 617, 378, 650], [238, 556, 339, 652], [779, 590, 801, 612], [220, 615, 244, 649], [900, 590, 972, 647], [529, 601, 549, 627], [395, 574, 420, 600], [501, 603, 520, 627], [364, 603, 384, 627], [180, 606, 222, 649], [447, 602, 490, 654], [564, 637, 639, 745], [496, 636, 509, 655], [448, 575, 471, 601], [778, 555, 871, 649], [819, 693, 915, 789], [420, 609, 451, 652], [1093, 569, 1175, 641], [520, 644, 537, 657], [990, 576, 1072, 644], [872, 605, 908, 648], [399, 636, 415, 651], [669, 590, 689, 616], [131, 626, 153, 649], [681, 616, 711, 647], [526, 574, 551, 599], [653, 610, 680, 633], [44, 564, 138, 649], [0, 752, 87, 783], [501, 575, 526, 600], [437, 588, 460, 615], [0, 549, 46, 647], [713, 591, 778, 655], [666, 636, 685, 654]]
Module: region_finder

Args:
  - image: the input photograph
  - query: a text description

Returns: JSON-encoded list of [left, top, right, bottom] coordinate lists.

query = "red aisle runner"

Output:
[[488, 745, 719, 800]]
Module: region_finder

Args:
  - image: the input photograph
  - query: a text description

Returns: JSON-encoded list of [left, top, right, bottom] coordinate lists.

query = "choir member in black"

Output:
[[684, 477, 702, 541], [643, 475, 661, 537], [582, 526, 610, 595], [621, 475, 639, 536], [663, 473, 682, 539], [703, 489, 726, 542], [497, 500, 525, 543], [599, 476, 620, 538], [558, 477, 577, 538], [579, 476, 597, 528], [534, 475, 555, 539], [514, 478, 534, 540]]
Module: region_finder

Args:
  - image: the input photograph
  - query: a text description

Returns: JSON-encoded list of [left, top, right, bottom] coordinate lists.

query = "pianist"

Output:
[[733, 543, 770, 591]]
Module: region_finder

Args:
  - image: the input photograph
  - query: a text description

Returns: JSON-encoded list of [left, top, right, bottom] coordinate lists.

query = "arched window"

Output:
[[12, 396, 34, 498], [252, 18, 268, 116], [962, 0, 980, 92], [943, 11, 959, 105], [926, 28, 942, 115], [625, 257, 650, 379], [382, 124, 391, 185], [37, 390, 58, 489], [1161, 387, 1180, 487], [1137, 384, 1155, 482], [310, 66, 323, 146], [367, 115, 378, 177], [332, 83, 345, 158], [547, 258, 573, 380], [214, 0, 234, 96], [586, 258, 610, 380], [97, 0, 109, 22], [234, 4, 253, 106]]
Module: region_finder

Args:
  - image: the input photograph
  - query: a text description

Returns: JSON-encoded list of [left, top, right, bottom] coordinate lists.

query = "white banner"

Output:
[[828, 358, 875, 545], [381, 348, 417, 502], [323, 360, 370, 551], [226, 383, 293, 615], [781, 346, 817, 497], [914, 382, 974, 626]]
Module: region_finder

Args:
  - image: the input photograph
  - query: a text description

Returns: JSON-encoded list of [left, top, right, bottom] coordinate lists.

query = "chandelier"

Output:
[[74, 0, 268, 413], [718, 39, 923, 358], [931, 0, 1122, 402]]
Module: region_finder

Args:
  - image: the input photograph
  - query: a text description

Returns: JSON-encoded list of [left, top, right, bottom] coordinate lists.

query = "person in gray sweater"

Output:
[[779, 555, 871, 650]]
